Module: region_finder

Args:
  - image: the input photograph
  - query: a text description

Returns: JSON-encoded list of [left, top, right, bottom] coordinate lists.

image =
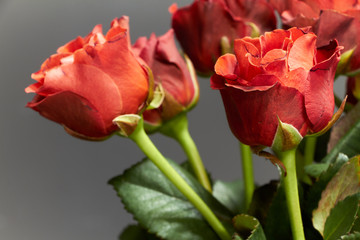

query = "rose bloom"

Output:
[[270, 0, 360, 98], [132, 29, 199, 130], [170, 0, 276, 75], [211, 27, 342, 147], [26, 17, 150, 140]]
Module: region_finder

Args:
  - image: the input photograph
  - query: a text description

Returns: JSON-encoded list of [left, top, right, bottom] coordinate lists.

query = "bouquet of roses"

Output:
[[25, 0, 360, 239]]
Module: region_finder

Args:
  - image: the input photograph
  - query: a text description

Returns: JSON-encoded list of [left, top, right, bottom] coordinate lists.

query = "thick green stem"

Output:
[[160, 113, 212, 192], [278, 148, 305, 240], [130, 119, 231, 240], [240, 143, 254, 209], [301, 136, 317, 184], [304, 136, 316, 166]]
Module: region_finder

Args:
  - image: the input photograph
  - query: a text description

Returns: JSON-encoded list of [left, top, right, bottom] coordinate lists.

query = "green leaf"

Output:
[[323, 195, 360, 240], [180, 161, 213, 186], [263, 181, 292, 240], [119, 225, 159, 240], [213, 179, 246, 215], [306, 154, 349, 215], [304, 163, 330, 178], [351, 211, 360, 233], [340, 231, 360, 239], [109, 158, 234, 240], [322, 120, 360, 164], [233, 214, 266, 240], [328, 102, 360, 152], [247, 181, 279, 225], [313, 156, 360, 236]]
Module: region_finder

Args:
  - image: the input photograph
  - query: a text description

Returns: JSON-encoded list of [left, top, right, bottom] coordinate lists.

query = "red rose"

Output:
[[26, 17, 150, 140], [270, 0, 360, 69], [132, 29, 199, 130], [270, 0, 360, 108], [211, 28, 342, 147], [170, 0, 276, 75]]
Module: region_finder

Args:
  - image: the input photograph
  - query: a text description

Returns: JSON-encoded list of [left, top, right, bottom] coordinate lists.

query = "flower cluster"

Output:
[[25, 0, 360, 240]]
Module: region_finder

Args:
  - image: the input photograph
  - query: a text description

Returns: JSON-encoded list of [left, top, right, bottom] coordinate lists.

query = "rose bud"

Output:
[[132, 29, 199, 131], [170, 0, 276, 75], [25, 17, 151, 140], [211, 28, 342, 150]]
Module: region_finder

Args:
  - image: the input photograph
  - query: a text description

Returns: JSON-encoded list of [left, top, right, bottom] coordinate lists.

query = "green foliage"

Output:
[[322, 120, 360, 163], [305, 153, 349, 215], [323, 195, 360, 240], [304, 163, 330, 178], [247, 181, 278, 225], [109, 158, 234, 240], [119, 225, 159, 240], [232, 214, 266, 240], [340, 231, 360, 240], [262, 181, 292, 240], [213, 179, 246, 215], [312, 156, 360, 236]]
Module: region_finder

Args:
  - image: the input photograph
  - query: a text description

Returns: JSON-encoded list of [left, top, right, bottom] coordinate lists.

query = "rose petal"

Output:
[[223, 0, 277, 32], [171, 0, 249, 74], [219, 83, 308, 146], [38, 64, 124, 126], [305, 41, 342, 132], [27, 91, 111, 138], [214, 54, 238, 80], [281, 67, 309, 94], [155, 29, 195, 107], [260, 29, 290, 56], [315, 10, 356, 50], [234, 38, 262, 80], [73, 30, 149, 114], [225, 74, 278, 92], [288, 33, 317, 71], [210, 74, 227, 89]]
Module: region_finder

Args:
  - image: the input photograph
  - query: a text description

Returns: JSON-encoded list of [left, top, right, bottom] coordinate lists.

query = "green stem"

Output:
[[160, 113, 212, 192], [130, 118, 231, 240], [240, 143, 254, 209], [278, 148, 305, 240], [304, 136, 316, 166]]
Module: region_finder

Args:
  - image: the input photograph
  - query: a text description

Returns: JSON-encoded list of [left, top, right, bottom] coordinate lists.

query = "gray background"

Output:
[[0, 0, 345, 239]]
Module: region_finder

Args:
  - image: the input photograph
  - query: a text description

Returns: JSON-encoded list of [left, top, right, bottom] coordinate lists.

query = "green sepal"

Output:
[[271, 118, 303, 153], [336, 48, 355, 76], [146, 83, 165, 110], [246, 22, 260, 38], [113, 114, 141, 137], [220, 36, 232, 55], [184, 54, 199, 110]]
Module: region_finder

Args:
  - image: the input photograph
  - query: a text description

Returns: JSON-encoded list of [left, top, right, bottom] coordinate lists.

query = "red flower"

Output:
[[170, 0, 276, 75], [271, 0, 360, 69], [211, 28, 342, 147], [26, 17, 150, 140], [270, 0, 360, 106], [132, 29, 199, 129]]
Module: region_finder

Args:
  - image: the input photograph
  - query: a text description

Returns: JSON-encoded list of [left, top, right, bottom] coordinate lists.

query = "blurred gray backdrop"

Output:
[[1, 0, 346, 239]]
